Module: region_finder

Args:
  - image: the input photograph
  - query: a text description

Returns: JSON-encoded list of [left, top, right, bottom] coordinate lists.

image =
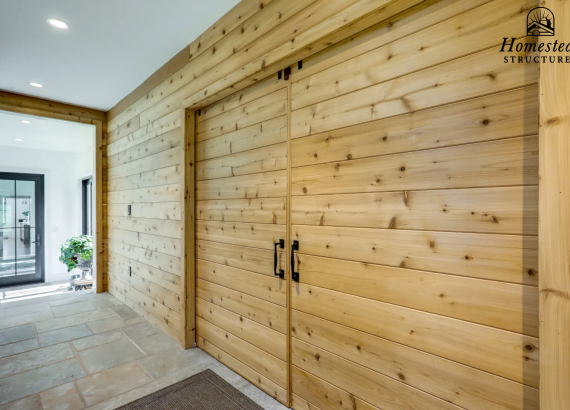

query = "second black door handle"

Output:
[[274, 239, 285, 279], [291, 240, 299, 282]]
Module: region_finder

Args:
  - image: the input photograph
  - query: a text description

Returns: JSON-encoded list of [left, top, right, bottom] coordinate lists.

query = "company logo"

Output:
[[527, 7, 554, 36]]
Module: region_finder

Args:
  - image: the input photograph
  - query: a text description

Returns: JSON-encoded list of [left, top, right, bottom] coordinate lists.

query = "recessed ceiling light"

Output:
[[47, 18, 69, 29], [14, 139, 23, 142], [30, 82, 43, 88], [21, 120, 31, 124]]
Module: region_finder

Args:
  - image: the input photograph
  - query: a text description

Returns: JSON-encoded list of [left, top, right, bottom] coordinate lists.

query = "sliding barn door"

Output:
[[288, 0, 539, 409], [195, 74, 289, 404]]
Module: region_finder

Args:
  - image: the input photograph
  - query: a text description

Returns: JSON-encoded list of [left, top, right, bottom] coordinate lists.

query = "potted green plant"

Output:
[[59, 235, 93, 272]]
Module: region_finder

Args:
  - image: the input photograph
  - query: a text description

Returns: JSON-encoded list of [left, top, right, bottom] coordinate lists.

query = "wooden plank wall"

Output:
[[103, 0, 427, 348], [195, 75, 289, 403], [288, 0, 540, 409]]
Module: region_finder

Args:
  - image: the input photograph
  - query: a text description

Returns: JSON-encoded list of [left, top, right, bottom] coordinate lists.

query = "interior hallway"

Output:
[[0, 288, 288, 410]]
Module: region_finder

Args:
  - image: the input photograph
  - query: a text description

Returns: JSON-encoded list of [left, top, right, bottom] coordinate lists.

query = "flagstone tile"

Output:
[[39, 382, 85, 410], [0, 311, 53, 331], [71, 330, 123, 352], [110, 306, 139, 321], [133, 332, 179, 356], [52, 301, 95, 318], [0, 339, 39, 359], [76, 362, 151, 407], [0, 359, 86, 405], [137, 346, 211, 380], [0, 394, 42, 410], [0, 343, 75, 378], [3, 303, 50, 318], [83, 377, 172, 410], [86, 317, 124, 334], [0, 325, 34, 346], [78, 338, 145, 374], [38, 324, 92, 347], [34, 309, 114, 334], [121, 322, 160, 340]]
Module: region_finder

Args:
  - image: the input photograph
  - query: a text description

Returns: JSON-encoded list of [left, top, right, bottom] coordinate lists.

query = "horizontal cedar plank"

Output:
[[104, 215, 182, 239], [291, 46, 538, 138], [291, 0, 532, 110], [197, 197, 287, 224], [197, 298, 286, 361], [196, 142, 287, 181], [292, 338, 461, 410], [196, 317, 287, 387], [197, 220, 285, 250], [113, 0, 310, 134], [106, 116, 140, 144], [107, 239, 181, 276], [108, 276, 182, 343], [105, 165, 182, 192], [108, 252, 182, 295], [298, 254, 538, 336], [143, 0, 361, 126], [108, 262, 182, 313], [292, 283, 539, 387], [105, 202, 180, 220], [107, 271, 182, 331], [196, 115, 288, 162], [293, 225, 538, 285], [188, 0, 279, 69], [181, 0, 425, 111], [197, 89, 288, 142], [291, 85, 538, 165], [197, 278, 286, 333], [106, 110, 182, 156], [197, 259, 286, 306], [106, 147, 182, 181], [106, 128, 182, 169], [196, 240, 275, 276], [292, 367, 376, 410], [291, 186, 538, 235], [291, 0, 491, 82], [198, 74, 285, 122], [105, 183, 181, 204], [197, 335, 287, 403], [292, 136, 538, 196], [292, 311, 538, 410], [107, 228, 181, 258], [291, 393, 326, 410], [196, 170, 286, 200]]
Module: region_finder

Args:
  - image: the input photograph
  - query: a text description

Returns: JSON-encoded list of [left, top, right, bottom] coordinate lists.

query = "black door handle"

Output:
[[274, 240, 285, 279], [291, 240, 299, 282]]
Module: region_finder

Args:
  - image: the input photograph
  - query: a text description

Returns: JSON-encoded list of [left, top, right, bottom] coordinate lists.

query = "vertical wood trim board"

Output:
[[539, 1, 570, 408]]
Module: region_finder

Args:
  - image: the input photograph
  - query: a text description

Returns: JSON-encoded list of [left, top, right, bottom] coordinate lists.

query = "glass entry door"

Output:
[[0, 173, 44, 287]]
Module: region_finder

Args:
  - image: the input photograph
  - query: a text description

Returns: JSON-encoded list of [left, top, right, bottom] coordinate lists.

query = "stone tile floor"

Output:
[[0, 287, 289, 409]]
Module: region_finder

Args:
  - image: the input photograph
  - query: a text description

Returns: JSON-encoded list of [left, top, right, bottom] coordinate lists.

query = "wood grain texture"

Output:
[[292, 282, 539, 387], [539, 1, 570, 407], [292, 311, 538, 410]]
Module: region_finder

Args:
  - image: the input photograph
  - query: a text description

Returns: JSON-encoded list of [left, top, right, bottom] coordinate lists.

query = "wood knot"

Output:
[[464, 255, 472, 260], [383, 136, 388, 141], [524, 344, 535, 352], [356, 345, 361, 351], [492, 216, 499, 223], [376, 178, 381, 183], [313, 153, 318, 158], [482, 119, 490, 125], [430, 241, 435, 248], [547, 117, 559, 125], [302, 187, 308, 193], [291, 326, 296, 333], [398, 373, 406, 381], [527, 269, 535, 276], [335, 163, 340, 170], [314, 353, 320, 361], [400, 166, 406, 172], [347, 154, 352, 160]]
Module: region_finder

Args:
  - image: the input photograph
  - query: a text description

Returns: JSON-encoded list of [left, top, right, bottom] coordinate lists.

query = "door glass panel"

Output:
[[0, 175, 43, 286]]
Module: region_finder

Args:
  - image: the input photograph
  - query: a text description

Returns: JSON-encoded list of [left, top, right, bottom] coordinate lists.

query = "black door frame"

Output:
[[0, 172, 45, 287]]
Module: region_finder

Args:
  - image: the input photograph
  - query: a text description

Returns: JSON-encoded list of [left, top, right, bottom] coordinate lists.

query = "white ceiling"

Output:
[[0, 0, 240, 111], [0, 110, 94, 153]]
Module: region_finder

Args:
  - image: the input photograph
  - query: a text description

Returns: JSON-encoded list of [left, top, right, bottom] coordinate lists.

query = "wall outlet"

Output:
[[128, 266, 131, 277], [127, 205, 131, 216]]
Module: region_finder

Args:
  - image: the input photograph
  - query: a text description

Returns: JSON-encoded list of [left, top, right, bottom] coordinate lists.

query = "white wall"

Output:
[[0, 143, 94, 283]]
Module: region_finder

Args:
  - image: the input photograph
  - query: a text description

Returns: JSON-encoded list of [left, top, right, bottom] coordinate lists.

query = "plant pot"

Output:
[[76, 256, 93, 269]]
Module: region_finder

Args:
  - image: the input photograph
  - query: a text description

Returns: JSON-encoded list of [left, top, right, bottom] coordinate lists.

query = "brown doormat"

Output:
[[116, 369, 264, 410]]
